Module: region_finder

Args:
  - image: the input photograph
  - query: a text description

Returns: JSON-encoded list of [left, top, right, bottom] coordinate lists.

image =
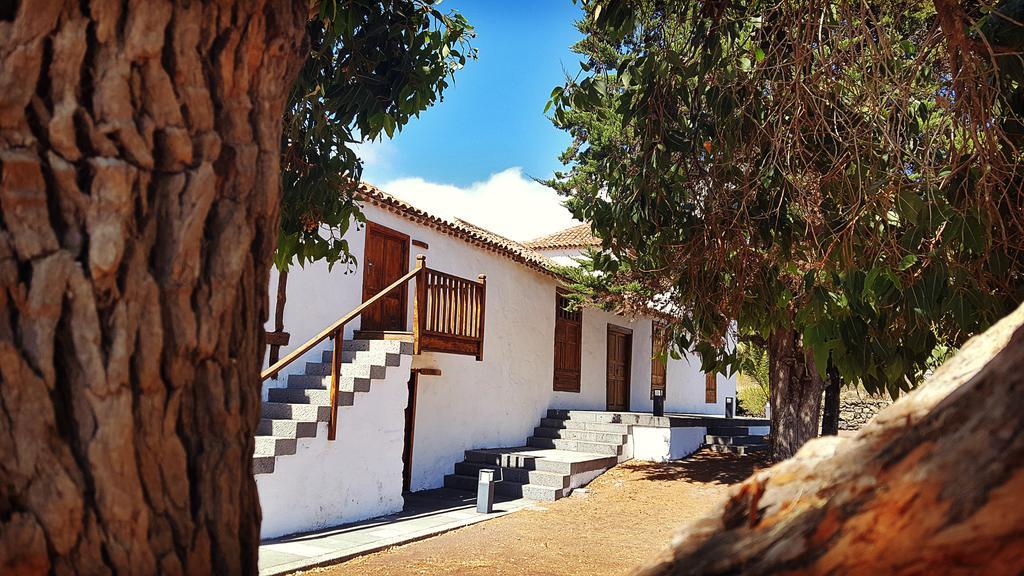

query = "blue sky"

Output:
[[357, 0, 586, 241]]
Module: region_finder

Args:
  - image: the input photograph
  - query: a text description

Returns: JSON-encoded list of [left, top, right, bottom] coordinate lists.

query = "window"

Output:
[[650, 321, 668, 398], [553, 291, 582, 392], [705, 372, 718, 403]]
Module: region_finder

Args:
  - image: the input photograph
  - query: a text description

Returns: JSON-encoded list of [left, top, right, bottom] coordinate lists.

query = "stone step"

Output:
[[463, 448, 617, 476], [289, 363, 380, 384], [546, 409, 646, 425], [706, 426, 751, 436], [704, 434, 766, 446], [303, 357, 393, 377], [442, 474, 567, 502], [256, 418, 318, 439], [526, 436, 623, 456], [286, 373, 370, 393], [533, 426, 628, 444], [706, 443, 768, 456], [253, 456, 275, 475], [329, 339, 413, 355], [309, 349, 403, 368], [261, 402, 331, 422], [254, 436, 297, 457], [453, 462, 570, 489], [353, 330, 414, 342], [538, 418, 631, 433], [267, 387, 354, 407]]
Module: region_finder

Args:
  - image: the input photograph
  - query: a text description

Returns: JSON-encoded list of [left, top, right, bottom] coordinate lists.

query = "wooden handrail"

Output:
[[261, 253, 487, 442], [262, 255, 426, 441], [261, 256, 425, 381]]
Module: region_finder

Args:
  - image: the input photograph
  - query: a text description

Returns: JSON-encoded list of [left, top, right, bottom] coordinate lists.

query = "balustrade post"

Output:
[[413, 255, 426, 355], [476, 274, 486, 361], [328, 326, 343, 440]]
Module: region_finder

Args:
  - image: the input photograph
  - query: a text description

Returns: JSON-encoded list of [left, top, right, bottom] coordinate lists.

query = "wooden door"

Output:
[[362, 222, 410, 332], [606, 325, 632, 411], [553, 290, 582, 392]]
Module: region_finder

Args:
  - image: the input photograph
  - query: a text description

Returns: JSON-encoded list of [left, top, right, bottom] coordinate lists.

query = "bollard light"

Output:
[[652, 388, 665, 417], [476, 469, 495, 514], [725, 396, 735, 419]]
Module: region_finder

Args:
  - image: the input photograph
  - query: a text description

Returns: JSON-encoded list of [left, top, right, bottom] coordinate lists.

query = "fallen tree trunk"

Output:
[[635, 303, 1024, 575]]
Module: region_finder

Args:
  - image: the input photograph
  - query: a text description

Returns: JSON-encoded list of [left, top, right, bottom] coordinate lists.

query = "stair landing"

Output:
[[444, 447, 617, 501], [352, 330, 414, 341]]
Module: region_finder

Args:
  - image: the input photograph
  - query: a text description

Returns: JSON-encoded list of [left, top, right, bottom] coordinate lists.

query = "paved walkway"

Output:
[[258, 488, 533, 576]]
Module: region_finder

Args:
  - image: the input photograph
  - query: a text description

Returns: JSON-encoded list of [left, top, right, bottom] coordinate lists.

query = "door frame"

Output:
[[606, 324, 633, 411], [362, 220, 411, 331]]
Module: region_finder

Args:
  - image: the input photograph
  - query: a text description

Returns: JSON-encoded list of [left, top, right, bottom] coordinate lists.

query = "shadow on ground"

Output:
[[625, 449, 770, 485]]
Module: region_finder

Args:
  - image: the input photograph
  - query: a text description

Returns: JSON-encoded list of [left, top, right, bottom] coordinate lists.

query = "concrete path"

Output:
[[258, 488, 533, 575]]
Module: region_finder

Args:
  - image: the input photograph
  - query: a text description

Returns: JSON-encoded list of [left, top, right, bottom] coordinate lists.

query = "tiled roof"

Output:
[[355, 183, 559, 275], [523, 223, 601, 250]]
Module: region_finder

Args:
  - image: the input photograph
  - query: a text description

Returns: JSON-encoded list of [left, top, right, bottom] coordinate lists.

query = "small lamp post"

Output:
[[476, 469, 495, 514], [652, 388, 665, 417], [725, 396, 735, 419]]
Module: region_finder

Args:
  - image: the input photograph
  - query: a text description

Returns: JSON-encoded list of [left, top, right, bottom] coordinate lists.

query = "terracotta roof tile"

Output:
[[523, 223, 600, 250], [355, 183, 559, 275]]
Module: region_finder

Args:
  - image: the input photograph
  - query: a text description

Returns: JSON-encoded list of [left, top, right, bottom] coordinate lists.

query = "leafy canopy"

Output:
[[548, 0, 1024, 396], [277, 0, 476, 271]]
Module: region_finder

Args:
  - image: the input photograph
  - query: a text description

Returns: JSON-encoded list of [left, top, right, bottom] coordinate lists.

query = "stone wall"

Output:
[[838, 388, 896, 431]]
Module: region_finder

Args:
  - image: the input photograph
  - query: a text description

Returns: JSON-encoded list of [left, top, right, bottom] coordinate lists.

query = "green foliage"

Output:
[[547, 0, 1024, 395], [736, 379, 769, 417], [277, 1, 476, 271], [736, 342, 769, 416], [737, 343, 770, 396]]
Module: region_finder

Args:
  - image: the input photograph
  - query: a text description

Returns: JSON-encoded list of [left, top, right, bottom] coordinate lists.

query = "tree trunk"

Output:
[[0, 2, 306, 574], [767, 328, 824, 460], [634, 303, 1024, 576], [821, 356, 841, 436]]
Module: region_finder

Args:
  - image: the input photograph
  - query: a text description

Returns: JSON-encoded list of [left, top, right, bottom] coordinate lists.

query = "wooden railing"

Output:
[[261, 255, 486, 441], [416, 268, 486, 360]]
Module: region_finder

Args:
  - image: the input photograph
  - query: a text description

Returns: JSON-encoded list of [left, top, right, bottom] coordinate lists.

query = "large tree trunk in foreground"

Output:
[[767, 328, 824, 460], [635, 303, 1024, 575], [0, 2, 305, 574]]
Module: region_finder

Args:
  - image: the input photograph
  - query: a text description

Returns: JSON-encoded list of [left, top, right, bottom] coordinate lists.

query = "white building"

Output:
[[255, 184, 750, 539]]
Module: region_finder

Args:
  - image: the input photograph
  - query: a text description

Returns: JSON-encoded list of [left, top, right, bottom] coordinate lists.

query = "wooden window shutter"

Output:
[[553, 290, 582, 392], [705, 372, 718, 403]]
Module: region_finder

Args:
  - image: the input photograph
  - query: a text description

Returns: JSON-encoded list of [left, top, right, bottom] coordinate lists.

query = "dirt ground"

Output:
[[304, 450, 768, 576]]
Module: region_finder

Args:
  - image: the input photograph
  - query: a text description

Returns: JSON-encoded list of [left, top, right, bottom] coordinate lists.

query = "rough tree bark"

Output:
[[634, 303, 1024, 575], [0, 2, 306, 574], [767, 328, 824, 460], [820, 357, 841, 436]]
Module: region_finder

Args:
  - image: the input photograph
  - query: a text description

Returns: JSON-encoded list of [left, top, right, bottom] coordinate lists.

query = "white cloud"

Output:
[[351, 139, 394, 176], [377, 168, 579, 242]]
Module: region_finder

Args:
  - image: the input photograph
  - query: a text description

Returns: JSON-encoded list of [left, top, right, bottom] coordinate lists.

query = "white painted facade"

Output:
[[632, 426, 707, 462], [257, 352, 411, 539], [260, 196, 737, 533]]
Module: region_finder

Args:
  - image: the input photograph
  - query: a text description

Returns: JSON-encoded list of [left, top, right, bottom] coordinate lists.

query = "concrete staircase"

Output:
[[703, 422, 769, 456], [443, 409, 633, 501], [254, 338, 413, 474]]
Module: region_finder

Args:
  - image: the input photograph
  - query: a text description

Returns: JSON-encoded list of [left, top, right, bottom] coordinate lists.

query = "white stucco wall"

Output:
[[632, 426, 707, 462], [257, 353, 411, 540], [264, 203, 732, 495]]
